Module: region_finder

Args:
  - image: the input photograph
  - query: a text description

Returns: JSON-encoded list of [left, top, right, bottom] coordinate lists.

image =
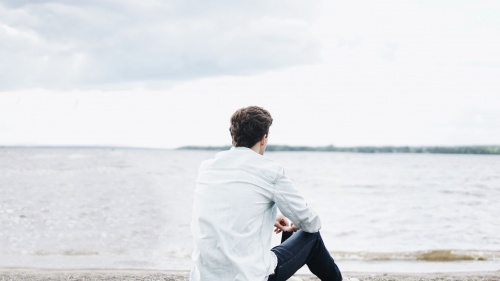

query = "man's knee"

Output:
[[299, 231, 322, 244], [304, 231, 321, 239]]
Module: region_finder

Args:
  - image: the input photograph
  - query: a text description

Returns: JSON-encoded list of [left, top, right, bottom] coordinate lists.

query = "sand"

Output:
[[1, 269, 499, 281]]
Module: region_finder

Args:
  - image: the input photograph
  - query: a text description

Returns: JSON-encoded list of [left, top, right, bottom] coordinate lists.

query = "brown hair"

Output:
[[229, 106, 273, 148]]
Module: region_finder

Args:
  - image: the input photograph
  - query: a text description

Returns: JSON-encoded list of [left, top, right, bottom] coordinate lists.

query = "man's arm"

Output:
[[273, 169, 321, 233]]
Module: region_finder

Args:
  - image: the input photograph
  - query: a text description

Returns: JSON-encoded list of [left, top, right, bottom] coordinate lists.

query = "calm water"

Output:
[[1, 148, 499, 272]]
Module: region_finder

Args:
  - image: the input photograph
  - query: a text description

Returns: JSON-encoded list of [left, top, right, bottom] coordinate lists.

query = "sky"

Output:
[[1, 0, 499, 148]]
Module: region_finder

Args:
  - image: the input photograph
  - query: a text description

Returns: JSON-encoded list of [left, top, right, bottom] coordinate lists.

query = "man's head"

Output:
[[229, 106, 273, 153]]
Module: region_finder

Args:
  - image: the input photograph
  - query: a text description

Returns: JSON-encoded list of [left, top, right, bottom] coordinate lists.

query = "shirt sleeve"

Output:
[[273, 168, 321, 233]]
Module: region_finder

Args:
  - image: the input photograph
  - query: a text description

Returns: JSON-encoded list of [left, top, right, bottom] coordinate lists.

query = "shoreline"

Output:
[[1, 269, 499, 281], [3, 145, 500, 155]]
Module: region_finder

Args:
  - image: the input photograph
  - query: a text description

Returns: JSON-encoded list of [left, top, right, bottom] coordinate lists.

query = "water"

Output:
[[1, 148, 499, 272]]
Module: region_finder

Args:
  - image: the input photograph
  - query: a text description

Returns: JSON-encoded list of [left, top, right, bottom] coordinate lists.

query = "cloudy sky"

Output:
[[1, 0, 499, 148]]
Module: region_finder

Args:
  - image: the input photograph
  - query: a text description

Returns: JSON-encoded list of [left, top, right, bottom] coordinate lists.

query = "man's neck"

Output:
[[250, 142, 264, 155]]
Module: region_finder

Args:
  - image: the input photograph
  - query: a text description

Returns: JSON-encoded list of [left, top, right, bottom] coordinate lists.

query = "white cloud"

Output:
[[0, 0, 320, 90]]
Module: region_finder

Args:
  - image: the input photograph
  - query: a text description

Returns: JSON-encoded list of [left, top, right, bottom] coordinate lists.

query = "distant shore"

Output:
[[178, 145, 500, 155], [1, 269, 499, 281], [2, 145, 500, 155]]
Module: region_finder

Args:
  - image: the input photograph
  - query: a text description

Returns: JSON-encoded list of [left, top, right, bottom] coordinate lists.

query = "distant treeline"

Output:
[[178, 145, 500, 155]]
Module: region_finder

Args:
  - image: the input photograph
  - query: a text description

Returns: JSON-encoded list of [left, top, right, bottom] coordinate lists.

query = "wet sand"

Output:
[[0, 269, 499, 281]]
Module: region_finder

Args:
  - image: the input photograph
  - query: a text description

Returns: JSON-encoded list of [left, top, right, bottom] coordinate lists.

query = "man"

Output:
[[190, 106, 343, 281]]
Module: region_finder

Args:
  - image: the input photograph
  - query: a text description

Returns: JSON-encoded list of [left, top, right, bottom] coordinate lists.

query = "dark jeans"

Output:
[[268, 231, 342, 281]]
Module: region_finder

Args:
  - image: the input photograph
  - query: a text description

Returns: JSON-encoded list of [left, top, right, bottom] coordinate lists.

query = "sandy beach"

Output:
[[1, 269, 499, 281]]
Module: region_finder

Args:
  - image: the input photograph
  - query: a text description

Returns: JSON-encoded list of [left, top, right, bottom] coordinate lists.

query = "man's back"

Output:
[[190, 106, 340, 281], [190, 147, 281, 281]]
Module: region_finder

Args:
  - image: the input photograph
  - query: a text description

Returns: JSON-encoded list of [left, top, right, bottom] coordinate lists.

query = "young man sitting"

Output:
[[190, 106, 344, 281]]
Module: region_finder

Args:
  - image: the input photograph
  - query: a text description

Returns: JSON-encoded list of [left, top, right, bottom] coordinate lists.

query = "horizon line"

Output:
[[2, 144, 500, 149]]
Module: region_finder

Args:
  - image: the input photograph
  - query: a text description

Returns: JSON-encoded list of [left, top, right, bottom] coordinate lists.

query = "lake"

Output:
[[1, 148, 499, 272]]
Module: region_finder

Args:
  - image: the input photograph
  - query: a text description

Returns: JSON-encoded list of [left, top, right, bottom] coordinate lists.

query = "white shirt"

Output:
[[190, 147, 321, 281]]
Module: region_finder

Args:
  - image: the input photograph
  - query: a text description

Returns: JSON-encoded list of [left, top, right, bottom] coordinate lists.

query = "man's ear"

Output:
[[260, 134, 267, 145]]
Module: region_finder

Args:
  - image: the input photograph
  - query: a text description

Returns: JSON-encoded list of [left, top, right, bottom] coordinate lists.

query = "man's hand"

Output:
[[274, 214, 299, 234]]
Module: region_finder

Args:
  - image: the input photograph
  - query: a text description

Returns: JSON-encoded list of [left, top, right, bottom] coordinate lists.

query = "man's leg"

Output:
[[281, 231, 293, 243], [268, 231, 342, 281]]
